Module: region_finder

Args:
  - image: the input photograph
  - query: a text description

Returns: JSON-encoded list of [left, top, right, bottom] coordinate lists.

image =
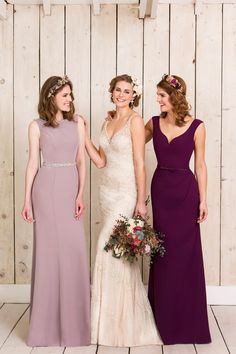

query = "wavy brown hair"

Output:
[[109, 74, 141, 108], [38, 76, 75, 128], [157, 75, 191, 127]]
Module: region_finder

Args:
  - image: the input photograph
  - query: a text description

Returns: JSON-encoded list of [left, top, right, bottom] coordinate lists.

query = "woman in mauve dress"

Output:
[[146, 74, 211, 345], [22, 75, 90, 347]]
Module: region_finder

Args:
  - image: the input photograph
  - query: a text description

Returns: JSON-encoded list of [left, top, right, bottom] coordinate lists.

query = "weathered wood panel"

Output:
[[212, 305, 236, 353], [65, 5, 91, 264], [14, 5, 40, 283], [195, 4, 222, 285], [143, 4, 169, 283], [117, 4, 144, 272], [0, 5, 14, 284], [170, 4, 195, 113], [0, 303, 28, 347], [0, 3, 235, 286], [40, 5, 65, 83], [90, 5, 117, 273], [117, 4, 143, 117], [221, 4, 236, 285]]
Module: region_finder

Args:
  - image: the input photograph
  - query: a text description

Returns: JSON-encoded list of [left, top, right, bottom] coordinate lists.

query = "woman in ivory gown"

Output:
[[85, 74, 162, 347]]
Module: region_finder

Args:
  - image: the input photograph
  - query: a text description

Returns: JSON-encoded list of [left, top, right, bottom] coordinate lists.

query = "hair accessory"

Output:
[[131, 76, 142, 97], [48, 75, 70, 98], [163, 74, 184, 93]]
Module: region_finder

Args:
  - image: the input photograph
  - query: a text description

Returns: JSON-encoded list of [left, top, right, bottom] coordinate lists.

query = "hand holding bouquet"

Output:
[[104, 214, 165, 263]]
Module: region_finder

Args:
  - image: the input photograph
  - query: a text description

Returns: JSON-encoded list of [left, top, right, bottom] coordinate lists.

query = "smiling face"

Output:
[[112, 80, 135, 108], [156, 87, 173, 113], [54, 84, 72, 112]]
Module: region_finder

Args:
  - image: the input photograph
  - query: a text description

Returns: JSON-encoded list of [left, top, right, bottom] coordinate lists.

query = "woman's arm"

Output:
[[84, 124, 106, 169], [21, 121, 40, 223], [75, 117, 86, 219], [194, 122, 208, 223], [145, 118, 153, 143], [131, 115, 147, 217]]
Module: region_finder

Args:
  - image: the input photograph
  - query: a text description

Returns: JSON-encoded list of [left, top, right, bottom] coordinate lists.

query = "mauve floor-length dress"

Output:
[[148, 116, 211, 345], [27, 118, 90, 347]]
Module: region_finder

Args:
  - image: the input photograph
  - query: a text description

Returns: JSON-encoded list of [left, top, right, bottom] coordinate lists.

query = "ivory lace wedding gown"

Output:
[[91, 118, 162, 347]]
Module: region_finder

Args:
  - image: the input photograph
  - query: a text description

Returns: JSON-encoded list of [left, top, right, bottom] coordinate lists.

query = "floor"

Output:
[[0, 303, 235, 354]]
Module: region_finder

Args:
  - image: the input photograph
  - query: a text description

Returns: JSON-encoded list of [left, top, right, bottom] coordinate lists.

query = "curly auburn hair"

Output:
[[157, 75, 191, 127], [108, 74, 141, 108], [38, 76, 75, 128]]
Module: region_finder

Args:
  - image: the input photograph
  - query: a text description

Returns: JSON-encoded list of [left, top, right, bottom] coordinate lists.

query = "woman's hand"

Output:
[[198, 200, 208, 223], [106, 110, 116, 121], [134, 201, 147, 218], [21, 203, 35, 223], [75, 196, 85, 220]]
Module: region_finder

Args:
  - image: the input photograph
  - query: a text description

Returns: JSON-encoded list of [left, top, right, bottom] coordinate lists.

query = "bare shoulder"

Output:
[[29, 120, 40, 135], [195, 120, 205, 134], [130, 112, 144, 127], [74, 114, 85, 130], [74, 113, 84, 123], [194, 120, 206, 144]]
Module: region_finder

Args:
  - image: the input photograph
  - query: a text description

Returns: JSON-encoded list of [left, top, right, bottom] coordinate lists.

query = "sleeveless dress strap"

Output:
[[188, 118, 203, 136], [151, 116, 160, 133], [35, 118, 45, 130]]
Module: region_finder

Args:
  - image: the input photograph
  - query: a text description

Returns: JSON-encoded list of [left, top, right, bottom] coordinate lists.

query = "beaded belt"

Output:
[[42, 162, 76, 168], [158, 166, 189, 171]]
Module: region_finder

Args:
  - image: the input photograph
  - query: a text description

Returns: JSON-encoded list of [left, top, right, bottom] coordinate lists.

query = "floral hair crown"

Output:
[[131, 76, 142, 97], [162, 74, 184, 94], [48, 75, 70, 98]]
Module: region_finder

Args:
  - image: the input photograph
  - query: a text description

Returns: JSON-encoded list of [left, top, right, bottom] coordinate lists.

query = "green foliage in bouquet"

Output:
[[104, 214, 165, 263]]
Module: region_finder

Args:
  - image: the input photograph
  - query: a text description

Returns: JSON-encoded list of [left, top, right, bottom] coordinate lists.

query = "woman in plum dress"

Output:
[[22, 76, 90, 346], [146, 74, 211, 344]]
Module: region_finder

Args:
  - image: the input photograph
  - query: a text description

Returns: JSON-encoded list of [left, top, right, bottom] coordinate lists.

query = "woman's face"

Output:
[[112, 81, 134, 108], [156, 87, 173, 113], [54, 84, 72, 112]]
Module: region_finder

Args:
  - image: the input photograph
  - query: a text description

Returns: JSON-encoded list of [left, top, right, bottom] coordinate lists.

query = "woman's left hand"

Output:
[[198, 200, 208, 223], [75, 196, 85, 220], [106, 110, 116, 121], [134, 202, 147, 218]]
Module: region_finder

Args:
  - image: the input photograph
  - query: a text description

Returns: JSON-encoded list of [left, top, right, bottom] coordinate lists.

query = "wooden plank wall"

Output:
[[0, 3, 236, 286]]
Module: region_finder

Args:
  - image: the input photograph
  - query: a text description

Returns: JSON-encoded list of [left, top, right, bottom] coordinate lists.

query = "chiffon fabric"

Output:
[[148, 116, 211, 345], [28, 118, 90, 347]]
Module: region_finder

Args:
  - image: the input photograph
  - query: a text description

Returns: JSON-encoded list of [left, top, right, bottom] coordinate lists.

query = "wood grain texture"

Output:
[[0, 4, 235, 286], [0, 5, 14, 284], [66, 4, 91, 271], [212, 305, 236, 353], [221, 4, 236, 285], [170, 4, 195, 113], [195, 306, 228, 354], [90, 5, 117, 273], [195, 4, 222, 285], [40, 5, 65, 83], [0, 303, 28, 347], [143, 4, 169, 283], [64, 345, 97, 354], [14, 5, 39, 283]]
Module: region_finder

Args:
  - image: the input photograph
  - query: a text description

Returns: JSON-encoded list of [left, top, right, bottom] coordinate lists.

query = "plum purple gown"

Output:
[[27, 118, 90, 347], [148, 116, 211, 345]]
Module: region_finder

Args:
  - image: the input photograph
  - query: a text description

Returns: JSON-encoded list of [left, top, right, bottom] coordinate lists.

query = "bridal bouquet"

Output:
[[104, 214, 165, 263]]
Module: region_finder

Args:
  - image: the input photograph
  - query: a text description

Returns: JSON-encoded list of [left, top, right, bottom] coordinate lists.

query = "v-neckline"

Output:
[[158, 117, 195, 145], [105, 114, 133, 142]]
